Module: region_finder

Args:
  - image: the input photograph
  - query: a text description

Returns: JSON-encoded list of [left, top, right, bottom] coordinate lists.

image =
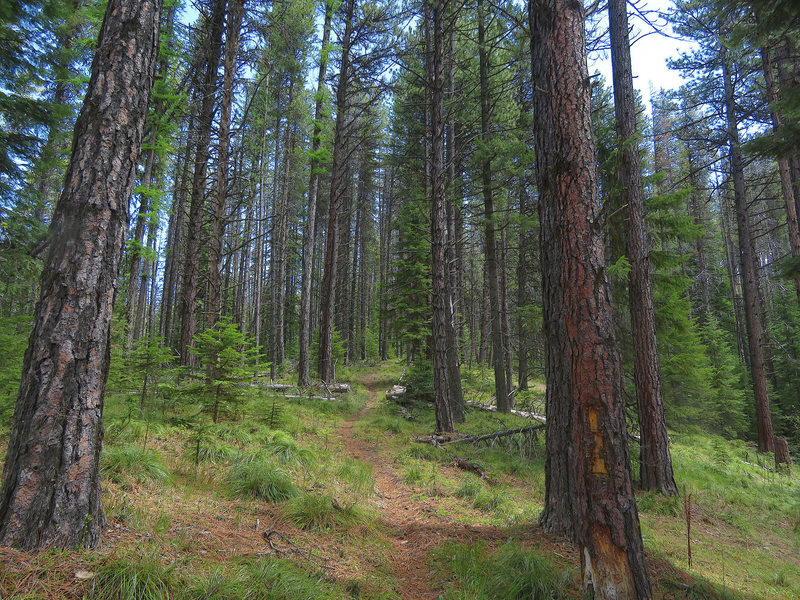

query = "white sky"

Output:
[[587, 0, 697, 111]]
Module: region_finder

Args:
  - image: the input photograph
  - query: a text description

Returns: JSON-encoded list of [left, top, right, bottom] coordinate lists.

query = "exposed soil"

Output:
[[337, 374, 577, 599]]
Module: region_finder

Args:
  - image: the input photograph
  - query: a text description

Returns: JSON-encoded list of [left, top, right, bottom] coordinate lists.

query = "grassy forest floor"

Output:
[[0, 359, 799, 599]]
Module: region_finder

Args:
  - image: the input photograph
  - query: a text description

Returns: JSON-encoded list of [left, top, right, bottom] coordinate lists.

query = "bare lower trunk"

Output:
[[208, 0, 244, 328], [428, 0, 461, 433], [318, 0, 354, 383], [0, 0, 162, 550], [179, 0, 226, 366]]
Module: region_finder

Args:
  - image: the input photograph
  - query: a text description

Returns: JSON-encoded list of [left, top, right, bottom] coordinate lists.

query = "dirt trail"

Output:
[[337, 375, 507, 599]]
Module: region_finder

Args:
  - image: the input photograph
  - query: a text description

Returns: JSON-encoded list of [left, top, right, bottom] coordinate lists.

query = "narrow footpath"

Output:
[[336, 375, 507, 599]]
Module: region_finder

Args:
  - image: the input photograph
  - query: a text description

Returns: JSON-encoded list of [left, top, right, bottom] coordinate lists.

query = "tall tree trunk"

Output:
[[0, 0, 162, 550], [517, 176, 530, 390], [478, 0, 510, 412], [208, 0, 244, 328], [319, 0, 355, 383], [761, 46, 800, 304], [608, 0, 677, 495], [531, 0, 653, 597], [720, 188, 748, 364], [179, 0, 226, 366], [722, 44, 775, 454], [252, 76, 270, 366], [161, 117, 194, 347], [273, 88, 296, 374], [427, 0, 461, 433], [299, 0, 333, 385], [124, 154, 151, 349], [379, 166, 393, 361]]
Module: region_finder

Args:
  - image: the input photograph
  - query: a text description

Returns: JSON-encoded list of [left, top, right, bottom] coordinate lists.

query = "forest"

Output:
[[0, 0, 799, 598]]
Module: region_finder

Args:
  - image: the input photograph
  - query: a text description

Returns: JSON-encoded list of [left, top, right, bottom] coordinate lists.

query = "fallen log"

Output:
[[386, 384, 407, 400], [261, 383, 294, 391], [466, 400, 546, 423], [413, 424, 544, 447]]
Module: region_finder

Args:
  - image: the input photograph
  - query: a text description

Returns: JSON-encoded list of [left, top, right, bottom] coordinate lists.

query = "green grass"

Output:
[[285, 492, 372, 532], [454, 474, 506, 513], [88, 554, 174, 600], [102, 445, 171, 485], [181, 559, 344, 600], [228, 455, 299, 502], [430, 540, 573, 600]]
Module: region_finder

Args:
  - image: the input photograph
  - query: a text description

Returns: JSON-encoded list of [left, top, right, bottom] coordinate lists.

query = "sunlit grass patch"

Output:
[[88, 554, 174, 600], [430, 540, 573, 600], [228, 455, 299, 502], [285, 492, 372, 532], [102, 445, 171, 486]]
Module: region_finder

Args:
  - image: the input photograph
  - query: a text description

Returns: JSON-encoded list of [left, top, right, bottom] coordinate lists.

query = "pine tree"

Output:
[[0, 0, 163, 549]]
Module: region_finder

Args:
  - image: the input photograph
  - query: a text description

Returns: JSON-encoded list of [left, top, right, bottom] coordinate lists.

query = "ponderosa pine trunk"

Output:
[[428, 0, 461, 433], [531, 0, 653, 596], [608, 0, 677, 495], [0, 0, 162, 550], [299, 0, 333, 386], [178, 0, 226, 366], [478, 0, 510, 413], [721, 44, 775, 454], [761, 45, 800, 305], [319, 0, 355, 383], [208, 0, 244, 329]]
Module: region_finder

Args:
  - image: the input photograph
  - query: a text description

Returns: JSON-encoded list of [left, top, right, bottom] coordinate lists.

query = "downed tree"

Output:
[[413, 424, 544, 446], [386, 384, 407, 400], [466, 400, 546, 423]]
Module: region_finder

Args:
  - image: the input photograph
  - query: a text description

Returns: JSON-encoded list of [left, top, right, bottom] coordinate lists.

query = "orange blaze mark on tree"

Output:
[[588, 408, 608, 476]]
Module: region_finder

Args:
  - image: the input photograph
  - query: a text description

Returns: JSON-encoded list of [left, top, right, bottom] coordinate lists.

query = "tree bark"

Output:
[[0, 0, 162, 549], [531, 0, 653, 596], [478, 0, 510, 413], [319, 0, 355, 383], [299, 0, 333, 385], [428, 0, 461, 433], [178, 0, 226, 366], [517, 176, 530, 390], [208, 0, 244, 328], [721, 44, 775, 453], [608, 0, 677, 495], [761, 45, 800, 305]]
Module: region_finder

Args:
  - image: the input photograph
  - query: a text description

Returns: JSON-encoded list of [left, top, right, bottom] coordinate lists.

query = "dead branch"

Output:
[[261, 528, 332, 568]]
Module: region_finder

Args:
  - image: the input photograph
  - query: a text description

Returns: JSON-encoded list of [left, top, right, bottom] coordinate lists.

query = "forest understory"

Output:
[[0, 362, 797, 600]]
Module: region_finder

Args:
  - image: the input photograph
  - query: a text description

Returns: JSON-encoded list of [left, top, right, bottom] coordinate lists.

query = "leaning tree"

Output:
[[0, 0, 163, 549]]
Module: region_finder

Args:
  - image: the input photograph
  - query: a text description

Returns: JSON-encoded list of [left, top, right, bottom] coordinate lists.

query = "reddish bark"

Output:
[[531, 0, 653, 596], [0, 0, 162, 549]]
